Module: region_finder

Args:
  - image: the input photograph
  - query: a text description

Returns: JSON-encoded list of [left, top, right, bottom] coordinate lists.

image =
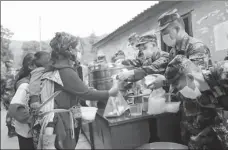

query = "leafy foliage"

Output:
[[21, 41, 51, 53], [1, 25, 14, 62]]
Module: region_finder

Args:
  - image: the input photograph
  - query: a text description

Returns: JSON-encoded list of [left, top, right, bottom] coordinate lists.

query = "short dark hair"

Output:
[[34, 51, 50, 67], [14, 53, 34, 90]]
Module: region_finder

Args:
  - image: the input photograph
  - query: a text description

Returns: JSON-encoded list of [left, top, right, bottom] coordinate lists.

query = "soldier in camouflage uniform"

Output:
[[122, 33, 144, 67], [156, 9, 212, 70], [121, 34, 169, 77], [165, 55, 228, 150], [119, 34, 170, 143], [2, 60, 17, 138], [147, 9, 213, 143]]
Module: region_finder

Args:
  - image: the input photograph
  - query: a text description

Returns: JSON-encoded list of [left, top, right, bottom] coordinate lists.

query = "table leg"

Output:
[[89, 123, 95, 150]]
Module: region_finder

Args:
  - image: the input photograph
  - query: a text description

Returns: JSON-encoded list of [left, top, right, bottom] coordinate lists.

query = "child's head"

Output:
[[34, 51, 51, 67]]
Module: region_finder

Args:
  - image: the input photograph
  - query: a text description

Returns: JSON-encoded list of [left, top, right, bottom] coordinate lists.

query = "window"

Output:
[[161, 11, 193, 52]]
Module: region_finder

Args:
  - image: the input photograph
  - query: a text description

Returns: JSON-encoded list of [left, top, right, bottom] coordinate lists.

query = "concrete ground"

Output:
[[1, 106, 91, 149]]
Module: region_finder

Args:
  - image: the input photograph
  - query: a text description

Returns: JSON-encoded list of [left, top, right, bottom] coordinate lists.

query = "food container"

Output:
[[137, 142, 188, 149], [129, 103, 142, 116], [81, 107, 98, 121], [142, 96, 149, 112], [128, 95, 143, 104]]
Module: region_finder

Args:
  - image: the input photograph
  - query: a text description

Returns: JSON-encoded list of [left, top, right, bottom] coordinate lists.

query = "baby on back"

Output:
[[29, 51, 51, 109]]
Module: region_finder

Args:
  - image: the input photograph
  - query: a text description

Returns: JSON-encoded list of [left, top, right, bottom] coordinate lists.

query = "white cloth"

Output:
[[38, 70, 63, 128], [10, 83, 32, 138]]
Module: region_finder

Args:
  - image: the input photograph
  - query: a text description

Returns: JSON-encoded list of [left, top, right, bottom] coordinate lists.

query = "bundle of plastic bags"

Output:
[[147, 88, 181, 115]]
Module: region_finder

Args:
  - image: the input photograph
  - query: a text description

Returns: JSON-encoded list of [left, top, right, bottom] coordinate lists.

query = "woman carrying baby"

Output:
[[8, 53, 36, 149], [32, 32, 119, 149]]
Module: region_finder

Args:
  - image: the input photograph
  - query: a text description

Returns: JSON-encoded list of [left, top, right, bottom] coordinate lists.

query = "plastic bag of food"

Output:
[[144, 75, 156, 87], [147, 88, 166, 115], [165, 102, 181, 113], [104, 92, 129, 118]]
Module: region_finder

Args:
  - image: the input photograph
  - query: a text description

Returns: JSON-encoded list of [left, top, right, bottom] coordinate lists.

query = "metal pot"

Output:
[[89, 64, 134, 90]]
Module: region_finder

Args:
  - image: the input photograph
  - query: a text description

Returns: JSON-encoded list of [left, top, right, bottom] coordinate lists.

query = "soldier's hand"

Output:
[[148, 74, 166, 90], [118, 70, 134, 81]]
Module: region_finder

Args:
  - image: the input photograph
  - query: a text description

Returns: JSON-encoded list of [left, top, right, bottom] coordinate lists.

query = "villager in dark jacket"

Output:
[[119, 34, 170, 143], [29, 32, 119, 149]]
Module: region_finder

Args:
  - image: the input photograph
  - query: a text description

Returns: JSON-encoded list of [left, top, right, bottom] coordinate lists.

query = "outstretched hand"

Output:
[[108, 76, 120, 97], [148, 74, 166, 90], [118, 70, 134, 81]]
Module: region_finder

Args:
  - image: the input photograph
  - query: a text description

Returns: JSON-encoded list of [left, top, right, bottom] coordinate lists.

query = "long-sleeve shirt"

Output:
[[179, 60, 228, 149], [123, 50, 169, 82], [56, 65, 109, 103], [169, 34, 212, 69], [163, 34, 212, 87], [8, 77, 32, 138], [45, 64, 110, 149]]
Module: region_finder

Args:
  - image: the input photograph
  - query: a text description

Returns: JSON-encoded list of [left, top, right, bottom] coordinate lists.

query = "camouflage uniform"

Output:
[[122, 34, 169, 77], [165, 56, 228, 150], [157, 9, 212, 70], [168, 35, 212, 70]]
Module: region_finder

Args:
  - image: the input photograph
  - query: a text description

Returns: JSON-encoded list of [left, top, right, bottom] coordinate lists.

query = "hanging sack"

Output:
[[147, 88, 166, 115]]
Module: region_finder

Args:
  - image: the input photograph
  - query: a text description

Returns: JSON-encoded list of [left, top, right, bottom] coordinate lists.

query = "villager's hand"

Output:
[[109, 78, 119, 97], [148, 74, 166, 90], [30, 102, 41, 109], [118, 70, 134, 81]]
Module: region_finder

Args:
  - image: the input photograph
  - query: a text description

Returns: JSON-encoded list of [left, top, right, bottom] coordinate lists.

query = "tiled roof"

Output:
[[93, 1, 162, 48]]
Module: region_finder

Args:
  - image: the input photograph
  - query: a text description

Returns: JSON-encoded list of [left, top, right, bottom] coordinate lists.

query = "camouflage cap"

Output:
[[115, 50, 125, 57], [156, 9, 180, 32], [165, 55, 197, 84], [135, 34, 157, 47], [128, 33, 140, 46], [114, 50, 125, 62], [128, 33, 140, 40], [97, 51, 105, 57]]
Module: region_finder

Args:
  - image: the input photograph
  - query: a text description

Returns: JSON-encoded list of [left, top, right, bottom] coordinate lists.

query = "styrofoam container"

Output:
[[81, 107, 98, 121]]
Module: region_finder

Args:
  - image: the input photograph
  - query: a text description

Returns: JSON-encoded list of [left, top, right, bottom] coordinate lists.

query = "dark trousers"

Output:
[[148, 118, 160, 143], [156, 112, 182, 143], [56, 126, 81, 150], [17, 134, 35, 150]]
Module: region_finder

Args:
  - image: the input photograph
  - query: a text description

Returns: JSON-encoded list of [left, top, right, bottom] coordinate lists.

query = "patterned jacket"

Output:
[[169, 34, 212, 70], [179, 60, 228, 150], [122, 50, 169, 81]]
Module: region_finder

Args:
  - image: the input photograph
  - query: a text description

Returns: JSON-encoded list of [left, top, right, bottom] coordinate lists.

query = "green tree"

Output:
[[21, 41, 51, 54], [1, 25, 14, 61], [89, 32, 97, 45]]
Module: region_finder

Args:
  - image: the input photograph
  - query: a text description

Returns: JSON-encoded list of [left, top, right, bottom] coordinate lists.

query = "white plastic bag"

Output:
[[164, 91, 181, 113], [165, 102, 181, 113], [147, 88, 166, 115], [104, 92, 129, 118]]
